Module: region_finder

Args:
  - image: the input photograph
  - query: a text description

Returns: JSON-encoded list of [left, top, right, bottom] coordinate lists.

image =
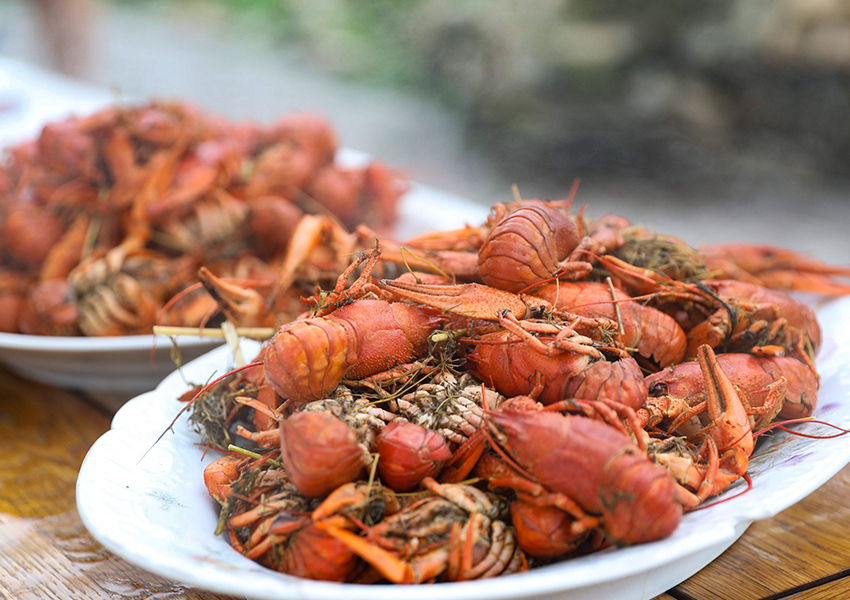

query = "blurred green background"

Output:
[[101, 0, 850, 186]]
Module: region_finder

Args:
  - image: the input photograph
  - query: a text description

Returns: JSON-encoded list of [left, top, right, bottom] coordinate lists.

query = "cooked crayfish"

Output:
[[482, 400, 683, 546], [0, 102, 409, 336], [597, 255, 822, 370], [700, 242, 850, 296], [378, 278, 646, 408], [644, 345, 768, 501], [531, 280, 687, 370], [320, 477, 527, 583], [375, 421, 453, 492], [644, 351, 818, 423], [204, 451, 381, 581], [233, 373, 483, 497], [476, 345, 765, 545]]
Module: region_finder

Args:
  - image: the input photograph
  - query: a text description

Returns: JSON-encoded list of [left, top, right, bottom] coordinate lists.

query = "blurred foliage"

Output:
[[567, 0, 734, 60], [283, 0, 428, 87], [110, 0, 429, 88], [110, 0, 298, 36]]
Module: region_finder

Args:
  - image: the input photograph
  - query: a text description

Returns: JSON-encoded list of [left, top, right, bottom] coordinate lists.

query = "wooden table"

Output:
[[2, 365, 849, 600]]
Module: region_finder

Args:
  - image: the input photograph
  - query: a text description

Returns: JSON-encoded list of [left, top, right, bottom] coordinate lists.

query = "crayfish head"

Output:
[[483, 396, 543, 443], [483, 401, 550, 478]]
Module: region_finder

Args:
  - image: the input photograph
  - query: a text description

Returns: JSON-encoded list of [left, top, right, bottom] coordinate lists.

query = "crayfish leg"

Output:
[[439, 429, 488, 484], [197, 266, 276, 328], [319, 524, 441, 584], [748, 377, 787, 429]]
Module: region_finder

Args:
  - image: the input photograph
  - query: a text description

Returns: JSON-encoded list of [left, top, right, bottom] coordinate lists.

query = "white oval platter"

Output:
[[76, 296, 850, 600]]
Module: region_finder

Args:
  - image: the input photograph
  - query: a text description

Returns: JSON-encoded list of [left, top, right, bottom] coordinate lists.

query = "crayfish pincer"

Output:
[[486, 406, 683, 546]]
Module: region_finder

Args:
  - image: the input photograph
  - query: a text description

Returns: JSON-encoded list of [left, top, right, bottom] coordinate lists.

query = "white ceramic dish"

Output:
[[0, 178, 490, 406], [77, 296, 850, 600], [0, 332, 223, 408]]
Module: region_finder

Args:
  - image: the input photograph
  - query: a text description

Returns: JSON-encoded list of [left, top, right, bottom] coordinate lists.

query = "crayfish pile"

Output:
[[188, 195, 850, 584], [0, 101, 407, 336]]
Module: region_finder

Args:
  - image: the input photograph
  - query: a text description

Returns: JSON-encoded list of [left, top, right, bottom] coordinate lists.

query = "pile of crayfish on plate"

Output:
[[181, 190, 850, 584], [0, 101, 407, 336]]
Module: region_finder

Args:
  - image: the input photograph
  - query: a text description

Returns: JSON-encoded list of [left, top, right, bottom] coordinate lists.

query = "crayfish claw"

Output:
[[380, 280, 533, 321]]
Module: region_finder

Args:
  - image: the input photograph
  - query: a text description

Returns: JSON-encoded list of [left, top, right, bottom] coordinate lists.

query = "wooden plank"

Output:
[[0, 368, 238, 600], [0, 369, 110, 519], [781, 574, 850, 599], [0, 510, 238, 600], [670, 463, 850, 600]]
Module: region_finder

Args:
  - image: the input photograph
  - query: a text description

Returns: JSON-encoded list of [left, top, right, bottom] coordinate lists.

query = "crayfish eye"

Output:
[[648, 381, 668, 397], [529, 306, 547, 319], [366, 497, 386, 525]]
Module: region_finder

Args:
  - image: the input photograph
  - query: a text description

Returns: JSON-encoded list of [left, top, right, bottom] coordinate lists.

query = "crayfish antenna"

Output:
[[138, 361, 263, 465]]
